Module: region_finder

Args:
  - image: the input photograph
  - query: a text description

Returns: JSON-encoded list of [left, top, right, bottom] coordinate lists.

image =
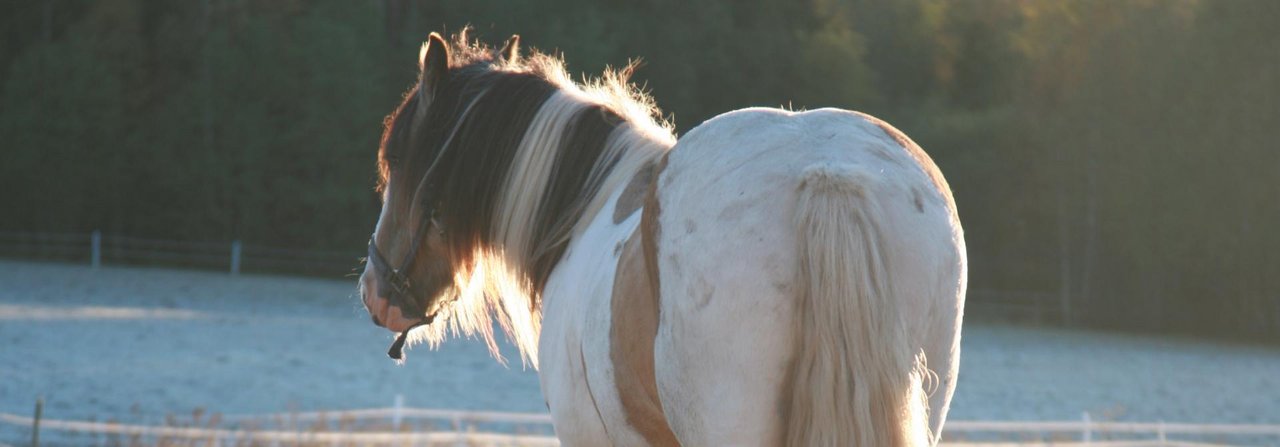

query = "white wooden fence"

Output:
[[4, 401, 1278, 447], [944, 413, 1280, 446]]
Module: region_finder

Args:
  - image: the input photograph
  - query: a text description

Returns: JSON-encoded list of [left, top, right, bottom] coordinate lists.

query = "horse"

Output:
[[358, 31, 967, 447]]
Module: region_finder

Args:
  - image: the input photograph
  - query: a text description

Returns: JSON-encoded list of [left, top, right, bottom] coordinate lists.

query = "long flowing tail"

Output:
[[787, 164, 932, 447]]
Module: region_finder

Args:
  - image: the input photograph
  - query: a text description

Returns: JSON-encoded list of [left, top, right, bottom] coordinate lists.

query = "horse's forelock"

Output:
[[376, 88, 419, 195]]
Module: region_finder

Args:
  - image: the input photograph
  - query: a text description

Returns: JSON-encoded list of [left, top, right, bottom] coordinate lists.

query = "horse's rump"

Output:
[[650, 107, 964, 446]]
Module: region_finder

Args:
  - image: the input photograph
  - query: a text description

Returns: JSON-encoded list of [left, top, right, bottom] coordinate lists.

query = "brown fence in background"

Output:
[[0, 231, 360, 278], [0, 231, 1071, 325]]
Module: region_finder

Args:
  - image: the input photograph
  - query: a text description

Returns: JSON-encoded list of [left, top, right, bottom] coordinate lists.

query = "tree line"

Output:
[[2, 0, 1277, 342]]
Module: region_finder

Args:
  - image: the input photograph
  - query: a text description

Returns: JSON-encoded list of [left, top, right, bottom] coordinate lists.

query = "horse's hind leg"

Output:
[[651, 255, 800, 445], [648, 192, 802, 445]]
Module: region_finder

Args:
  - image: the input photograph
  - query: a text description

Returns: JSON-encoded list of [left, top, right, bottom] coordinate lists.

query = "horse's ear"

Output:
[[418, 33, 450, 103], [499, 35, 520, 63]]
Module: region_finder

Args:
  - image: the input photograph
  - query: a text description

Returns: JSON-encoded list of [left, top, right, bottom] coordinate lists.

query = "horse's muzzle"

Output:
[[360, 271, 425, 333]]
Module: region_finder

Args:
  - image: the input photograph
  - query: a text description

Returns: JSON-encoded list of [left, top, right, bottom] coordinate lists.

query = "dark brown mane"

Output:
[[375, 32, 674, 300], [366, 31, 676, 365], [381, 64, 554, 273], [376, 33, 509, 195]]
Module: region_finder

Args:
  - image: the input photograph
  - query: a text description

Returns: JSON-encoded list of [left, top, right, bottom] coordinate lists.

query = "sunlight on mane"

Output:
[[406, 248, 542, 369], [452, 30, 676, 147], [396, 33, 677, 371], [531, 55, 676, 147]]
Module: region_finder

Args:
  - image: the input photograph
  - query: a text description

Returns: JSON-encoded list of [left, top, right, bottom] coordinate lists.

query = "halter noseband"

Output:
[[367, 209, 440, 330], [368, 209, 444, 361]]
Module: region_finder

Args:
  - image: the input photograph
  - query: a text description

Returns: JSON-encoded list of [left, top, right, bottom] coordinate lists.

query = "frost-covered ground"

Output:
[[2, 260, 1278, 430]]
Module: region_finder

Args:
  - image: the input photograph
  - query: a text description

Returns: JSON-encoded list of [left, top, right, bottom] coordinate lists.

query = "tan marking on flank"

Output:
[[609, 229, 679, 446], [640, 153, 668, 293]]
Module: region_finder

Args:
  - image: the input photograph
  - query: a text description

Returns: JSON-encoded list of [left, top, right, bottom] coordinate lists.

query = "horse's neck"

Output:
[[565, 124, 670, 238], [449, 86, 672, 370], [491, 90, 672, 293]]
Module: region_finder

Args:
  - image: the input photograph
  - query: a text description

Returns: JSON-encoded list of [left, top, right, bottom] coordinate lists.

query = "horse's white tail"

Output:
[[787, 164, 933, 447]]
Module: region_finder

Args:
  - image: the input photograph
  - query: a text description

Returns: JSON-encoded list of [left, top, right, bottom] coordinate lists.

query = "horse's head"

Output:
[[359, 32, 522, 333], [358, 30, 667, 365]]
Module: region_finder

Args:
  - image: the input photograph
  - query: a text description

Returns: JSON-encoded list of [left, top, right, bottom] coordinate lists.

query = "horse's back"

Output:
[[651, 107, 965, 445]]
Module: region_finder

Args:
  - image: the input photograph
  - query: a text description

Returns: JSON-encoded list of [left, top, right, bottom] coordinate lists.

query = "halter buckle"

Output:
[[387, 268, 411, 296]]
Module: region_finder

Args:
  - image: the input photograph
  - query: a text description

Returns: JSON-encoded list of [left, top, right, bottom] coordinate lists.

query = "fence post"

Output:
[[1082, 411, 1092, 443], [91, 230, 101, 269], [1157, 420, 1166, 443], [452, 415, 464, 447], [32, 397, 43, 447], [230, 240, 242, 276], [393, 394, 404, 431]]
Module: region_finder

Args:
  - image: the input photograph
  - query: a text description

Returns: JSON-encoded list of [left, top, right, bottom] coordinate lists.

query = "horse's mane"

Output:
[[384, 32, 675, 367], [442, 33, 674, 142]]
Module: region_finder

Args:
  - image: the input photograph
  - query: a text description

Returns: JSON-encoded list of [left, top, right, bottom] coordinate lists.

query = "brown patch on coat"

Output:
[[609, 229, 679, 446], [613, 161, 656, 224], [859, 113, 958, 211], [640, 153, 668, 294], [872, 146, 898, 163], [874, 119, 913, 150]]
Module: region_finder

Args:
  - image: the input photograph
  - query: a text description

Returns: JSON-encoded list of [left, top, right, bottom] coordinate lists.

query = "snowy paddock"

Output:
[[2, 260, 1278, 442]]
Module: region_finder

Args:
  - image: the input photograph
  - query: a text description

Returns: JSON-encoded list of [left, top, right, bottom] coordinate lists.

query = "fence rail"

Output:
[[3, 232, 1065, 319], [0, 412, 559, 446], [966, 288, 1064, 324], [0, 230, 360, 277], [3, 403, 1277, 447]]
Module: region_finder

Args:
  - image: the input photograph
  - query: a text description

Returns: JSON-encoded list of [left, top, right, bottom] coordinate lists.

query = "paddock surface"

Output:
[[2, 260, 1278, 427]]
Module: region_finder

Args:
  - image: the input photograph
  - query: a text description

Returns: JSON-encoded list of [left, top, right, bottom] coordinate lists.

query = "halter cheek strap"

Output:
[[367, 243, 424, 318]]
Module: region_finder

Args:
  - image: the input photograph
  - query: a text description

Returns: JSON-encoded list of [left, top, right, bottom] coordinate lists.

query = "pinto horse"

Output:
[[358, 32, 966, 446]]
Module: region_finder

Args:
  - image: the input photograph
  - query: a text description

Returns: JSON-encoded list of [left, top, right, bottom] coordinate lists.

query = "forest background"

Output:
[[2, 0, 1277, 342]]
